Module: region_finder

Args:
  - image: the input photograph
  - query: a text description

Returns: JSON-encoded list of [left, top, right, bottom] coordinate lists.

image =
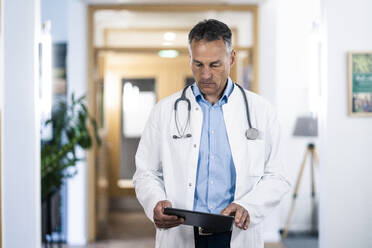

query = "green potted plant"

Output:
[[41, 93, 100, 244]]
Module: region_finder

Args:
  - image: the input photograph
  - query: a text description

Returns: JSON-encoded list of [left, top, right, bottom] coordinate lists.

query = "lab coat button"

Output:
[[193, 144, 197, 148], [188, 182, 192, 187], [195, 107, 199, 111]]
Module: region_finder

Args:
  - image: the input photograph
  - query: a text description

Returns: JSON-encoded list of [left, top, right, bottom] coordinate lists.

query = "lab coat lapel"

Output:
[[222, 85, 251, 195], [184, 86, 203, 210]]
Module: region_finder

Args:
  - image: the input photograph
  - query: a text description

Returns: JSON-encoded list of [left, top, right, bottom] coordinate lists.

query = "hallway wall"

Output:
[[319, 0, 372, 247], [41, 0, 91, 244], [67, 0, 90, 244], [1, 0, 41, 247], [259, 0, 322, 235]]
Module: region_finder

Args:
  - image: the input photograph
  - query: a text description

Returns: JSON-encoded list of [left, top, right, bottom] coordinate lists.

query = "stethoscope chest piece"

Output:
[[246, 128, 259, 140]]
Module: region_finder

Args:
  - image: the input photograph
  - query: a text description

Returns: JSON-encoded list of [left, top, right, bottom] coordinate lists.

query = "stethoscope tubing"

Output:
[[173, 82, 258, 140], [235, 83, 253, 130]]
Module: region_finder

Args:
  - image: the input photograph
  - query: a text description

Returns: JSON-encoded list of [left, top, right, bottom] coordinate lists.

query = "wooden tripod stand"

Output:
[[281, 143, 319, 239]]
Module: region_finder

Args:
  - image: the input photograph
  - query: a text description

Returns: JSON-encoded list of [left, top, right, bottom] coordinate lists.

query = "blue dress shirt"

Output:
[[192, 78, 237, 214]]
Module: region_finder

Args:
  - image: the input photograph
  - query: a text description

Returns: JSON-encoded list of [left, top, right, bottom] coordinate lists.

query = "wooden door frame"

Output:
[[87, 4, 259, 241]]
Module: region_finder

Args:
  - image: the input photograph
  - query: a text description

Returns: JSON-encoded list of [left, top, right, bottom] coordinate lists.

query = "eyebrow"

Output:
[[192, 59, 221, 65]]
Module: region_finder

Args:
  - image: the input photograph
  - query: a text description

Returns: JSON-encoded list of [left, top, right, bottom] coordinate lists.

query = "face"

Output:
[[189, 39, 235, 101]]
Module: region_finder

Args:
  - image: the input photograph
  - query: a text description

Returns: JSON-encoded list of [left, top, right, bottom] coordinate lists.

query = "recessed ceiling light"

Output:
[[158, 50, 179, 58], [163, 32, 176, 41]]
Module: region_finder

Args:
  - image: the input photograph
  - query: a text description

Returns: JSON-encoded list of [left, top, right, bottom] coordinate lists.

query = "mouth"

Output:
[[199, 81, 216, 87]]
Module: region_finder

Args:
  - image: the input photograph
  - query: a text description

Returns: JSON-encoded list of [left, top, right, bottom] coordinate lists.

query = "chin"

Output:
[[200, 88, 217, 96]]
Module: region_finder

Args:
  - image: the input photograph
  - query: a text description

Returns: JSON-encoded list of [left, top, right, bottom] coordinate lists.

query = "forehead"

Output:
[[189, 39, 228, 61]]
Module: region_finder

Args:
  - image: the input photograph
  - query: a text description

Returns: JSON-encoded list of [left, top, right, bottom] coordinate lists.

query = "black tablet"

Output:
[[164, 207, 234, 233]]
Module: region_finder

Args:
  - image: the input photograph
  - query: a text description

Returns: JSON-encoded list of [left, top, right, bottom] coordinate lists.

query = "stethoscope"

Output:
[[172, 83, 259, 140]]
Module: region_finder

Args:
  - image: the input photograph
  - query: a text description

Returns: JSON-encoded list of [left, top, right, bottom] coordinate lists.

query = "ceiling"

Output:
[[93, 10, 253, 47], [83, 0, 265, 5]]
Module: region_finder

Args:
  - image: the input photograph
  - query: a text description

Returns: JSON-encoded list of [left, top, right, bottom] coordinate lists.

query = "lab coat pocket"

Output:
[[247, 139, 265, 176]]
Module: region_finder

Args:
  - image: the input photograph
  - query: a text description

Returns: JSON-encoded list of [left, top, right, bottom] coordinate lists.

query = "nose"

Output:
[[200, 66, 212, 80]]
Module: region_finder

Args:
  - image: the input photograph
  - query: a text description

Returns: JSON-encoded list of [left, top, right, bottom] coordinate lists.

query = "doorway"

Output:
[[88, 4, 258, 241]]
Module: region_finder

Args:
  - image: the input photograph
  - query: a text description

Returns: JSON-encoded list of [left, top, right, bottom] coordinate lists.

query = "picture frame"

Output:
[[348, 52, 372, 116]]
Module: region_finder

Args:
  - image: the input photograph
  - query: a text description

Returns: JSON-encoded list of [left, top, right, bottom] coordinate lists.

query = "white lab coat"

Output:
[[133, 84, 291, 248]]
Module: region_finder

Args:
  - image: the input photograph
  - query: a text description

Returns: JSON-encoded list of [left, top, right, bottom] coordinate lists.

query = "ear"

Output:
[[230, 50, 236, 66]]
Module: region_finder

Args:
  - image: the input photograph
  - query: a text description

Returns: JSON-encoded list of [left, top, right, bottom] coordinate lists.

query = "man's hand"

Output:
[[221, 203, 250, 230], [153, 200, 184, 229]]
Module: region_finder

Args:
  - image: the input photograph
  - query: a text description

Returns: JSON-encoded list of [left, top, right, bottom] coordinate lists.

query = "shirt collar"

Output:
[[191, 77, 234, 106]]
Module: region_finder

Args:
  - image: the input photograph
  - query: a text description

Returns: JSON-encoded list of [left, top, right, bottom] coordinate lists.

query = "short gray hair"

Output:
[[188, 19, 232, 54]]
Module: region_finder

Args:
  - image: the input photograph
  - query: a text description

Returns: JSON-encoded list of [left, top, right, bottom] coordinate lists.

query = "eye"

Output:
[[210, 63, 221, 68], [195, 63, 203, 67]]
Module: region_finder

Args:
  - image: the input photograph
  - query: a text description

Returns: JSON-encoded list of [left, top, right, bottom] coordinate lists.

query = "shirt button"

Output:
[[211, 155, 214, 160], [211, 130, 214, 134], [210, 180, 214, 185]]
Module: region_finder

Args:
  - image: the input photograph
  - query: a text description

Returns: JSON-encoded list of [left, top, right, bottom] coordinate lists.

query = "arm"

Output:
[[133, 106, 184, 228], [233, 105, 291, 226], [133, 107, 167, 221]]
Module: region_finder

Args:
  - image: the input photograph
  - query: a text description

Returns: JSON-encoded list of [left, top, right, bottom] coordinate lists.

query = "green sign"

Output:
[[352, 73, 372, 93], [349, 53, 372, 115]]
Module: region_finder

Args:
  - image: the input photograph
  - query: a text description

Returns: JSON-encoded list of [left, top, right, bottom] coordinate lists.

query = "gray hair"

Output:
[[188, 19, 233, 54]]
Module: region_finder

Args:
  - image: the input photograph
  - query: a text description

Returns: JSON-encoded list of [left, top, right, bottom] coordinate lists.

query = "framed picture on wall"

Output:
[[348, 52, 372, 116]]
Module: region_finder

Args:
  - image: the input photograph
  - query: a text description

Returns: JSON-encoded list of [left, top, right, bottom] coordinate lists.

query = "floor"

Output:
[[283, 234, 318, 248], [60, 211, 316, 248]]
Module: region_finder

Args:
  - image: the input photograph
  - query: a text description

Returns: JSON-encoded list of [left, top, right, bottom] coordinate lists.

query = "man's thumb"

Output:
[[221, 207, 231, 216]]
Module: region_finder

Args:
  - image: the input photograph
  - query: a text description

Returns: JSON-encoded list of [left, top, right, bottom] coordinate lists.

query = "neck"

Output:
[[204, 78, 228, 105], [204, 95, 219, 105]]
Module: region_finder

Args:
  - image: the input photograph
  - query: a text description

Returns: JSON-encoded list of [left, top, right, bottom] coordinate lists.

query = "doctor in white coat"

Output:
[[133, 19, 290, 248]]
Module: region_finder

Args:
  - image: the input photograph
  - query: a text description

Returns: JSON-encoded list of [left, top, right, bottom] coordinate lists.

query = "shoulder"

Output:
[[242, 88, 275, 112], [154, 90, 182, 110], [149, 90, 183, 121], [237, 87, 278, 124]]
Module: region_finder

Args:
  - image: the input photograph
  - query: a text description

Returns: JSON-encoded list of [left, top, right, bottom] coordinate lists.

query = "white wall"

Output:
[[66, 0, 89, 245], [41, 0, 67, 43], [258, 1, 282, 241], [259, 0, 322, 234], [1, 0, 41, 247], [259, 0, 277, 105], [276, 0, 322, 233], [319, 0, 372, 247], [41, 0, 91, 244]]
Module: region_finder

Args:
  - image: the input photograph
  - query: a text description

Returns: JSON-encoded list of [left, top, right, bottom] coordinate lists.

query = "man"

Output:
[[133, 19, 290, 248]]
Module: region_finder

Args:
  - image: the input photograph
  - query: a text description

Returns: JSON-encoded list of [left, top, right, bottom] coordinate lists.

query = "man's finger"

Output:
[[234, 207, 244, 225], [161, 201, 172, 209], [155, 218, 184, 228], [157, 218, 183, 225], [243, 214, 250, 230], [238, 211, 248, 228], [161, 212, 179, 219], [154, 214, 178, 223], [221, 205, 236, 216]]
